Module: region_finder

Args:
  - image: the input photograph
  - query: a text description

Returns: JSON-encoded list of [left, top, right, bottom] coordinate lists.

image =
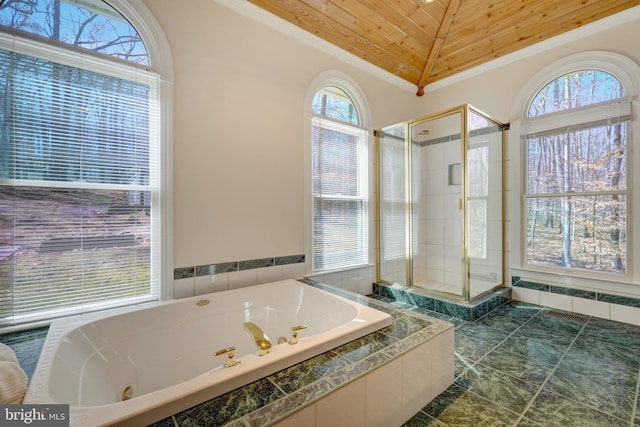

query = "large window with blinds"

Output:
[[523, 69, 630, 277], [0, 0, 160, 326], [311, 85, 369, 272]]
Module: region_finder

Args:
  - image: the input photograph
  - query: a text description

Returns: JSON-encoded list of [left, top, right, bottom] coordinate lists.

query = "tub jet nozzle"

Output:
[[121, 385, 133, 401]]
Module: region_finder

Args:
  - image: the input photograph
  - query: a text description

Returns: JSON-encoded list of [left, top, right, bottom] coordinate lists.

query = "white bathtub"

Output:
[[24, 279, 392, 426]]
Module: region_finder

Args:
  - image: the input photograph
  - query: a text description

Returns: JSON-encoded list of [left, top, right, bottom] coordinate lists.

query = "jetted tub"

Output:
[[24, 279, 392, 426]]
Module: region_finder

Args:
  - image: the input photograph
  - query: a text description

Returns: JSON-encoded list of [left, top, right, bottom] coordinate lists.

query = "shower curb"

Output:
[[372, 283, 511, 321]]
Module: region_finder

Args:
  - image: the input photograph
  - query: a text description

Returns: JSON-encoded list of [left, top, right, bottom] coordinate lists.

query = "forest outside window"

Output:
[[523, 69, 630, 277], [0, 0, 160, 326]]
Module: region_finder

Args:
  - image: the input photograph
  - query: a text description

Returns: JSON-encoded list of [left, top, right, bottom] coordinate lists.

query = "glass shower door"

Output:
[[377, 124, 408, 285], [410, 112, 464, 297], [467, 109, 504, 299]]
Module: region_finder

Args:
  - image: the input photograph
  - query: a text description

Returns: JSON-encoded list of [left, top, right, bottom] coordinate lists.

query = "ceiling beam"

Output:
[[416, 0, 461, 96]]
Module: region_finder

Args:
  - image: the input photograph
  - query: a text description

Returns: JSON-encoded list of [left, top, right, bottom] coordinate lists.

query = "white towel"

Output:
[[0, 361, 27, 404], [0, 343, 27, 404]]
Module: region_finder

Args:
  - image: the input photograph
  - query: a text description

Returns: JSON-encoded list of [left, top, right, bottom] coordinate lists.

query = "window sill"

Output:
[[306, 263, 375, 278]]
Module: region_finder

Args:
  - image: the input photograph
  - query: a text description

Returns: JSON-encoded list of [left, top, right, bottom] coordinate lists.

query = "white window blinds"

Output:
[[0, 38, 160, 326], [311, 117, 369, 272], [522, 98, 632, 139]]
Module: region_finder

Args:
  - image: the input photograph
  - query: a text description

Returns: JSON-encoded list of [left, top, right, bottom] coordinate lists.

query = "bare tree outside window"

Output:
[[524, 70, 628, 275], [0, 0, 148, 64]]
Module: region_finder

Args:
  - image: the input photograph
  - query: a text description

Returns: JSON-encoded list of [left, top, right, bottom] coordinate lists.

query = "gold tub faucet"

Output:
[[243, 322, 272, 356]]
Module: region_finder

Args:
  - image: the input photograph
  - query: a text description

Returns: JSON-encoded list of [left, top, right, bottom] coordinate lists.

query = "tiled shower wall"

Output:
[[418, 137, 463, 291], [174, 255, 376, 299]]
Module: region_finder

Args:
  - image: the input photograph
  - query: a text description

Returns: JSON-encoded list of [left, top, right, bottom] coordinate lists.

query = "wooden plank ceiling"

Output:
[[247, 0, 640, 96]]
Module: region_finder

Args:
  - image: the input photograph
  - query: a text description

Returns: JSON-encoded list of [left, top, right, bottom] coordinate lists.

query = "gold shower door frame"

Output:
[[375, 104, 506, 303]]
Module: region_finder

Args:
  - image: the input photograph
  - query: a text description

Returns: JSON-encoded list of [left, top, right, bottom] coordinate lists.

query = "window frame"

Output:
[[304, 71, 373, 275], [0, 0, 173, 329], [514, 51, 640, 286]]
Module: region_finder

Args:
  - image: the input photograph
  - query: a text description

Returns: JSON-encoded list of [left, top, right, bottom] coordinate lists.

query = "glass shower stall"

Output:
[[376, 104, 506, 302]]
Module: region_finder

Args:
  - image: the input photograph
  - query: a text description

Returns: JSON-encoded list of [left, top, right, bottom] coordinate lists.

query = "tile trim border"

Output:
[[511, 276, 640, 308], [174, 254, 306, 279]]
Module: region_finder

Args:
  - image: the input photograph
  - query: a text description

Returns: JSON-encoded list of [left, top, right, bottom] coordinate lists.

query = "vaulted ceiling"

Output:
[[248, 0, 640, 96]]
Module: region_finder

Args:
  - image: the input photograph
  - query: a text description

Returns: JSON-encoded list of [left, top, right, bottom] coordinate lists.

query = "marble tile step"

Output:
[[373, 282, 511, 321]]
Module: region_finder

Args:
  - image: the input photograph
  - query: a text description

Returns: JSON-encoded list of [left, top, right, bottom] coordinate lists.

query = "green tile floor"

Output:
[[0, 327, 49, 380], [2, 299, 639, 427], [379, 299, 640, 427]]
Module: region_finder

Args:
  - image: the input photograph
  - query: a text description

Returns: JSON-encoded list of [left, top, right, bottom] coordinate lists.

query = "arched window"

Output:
[[523, 67, 630, 277], [308, 77, 371, 273], [0, 0, 168, 326]]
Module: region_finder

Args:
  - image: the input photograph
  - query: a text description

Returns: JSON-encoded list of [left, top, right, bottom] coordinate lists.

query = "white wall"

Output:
[[142, 0, 640, 302], [141, 0, 424, 269]]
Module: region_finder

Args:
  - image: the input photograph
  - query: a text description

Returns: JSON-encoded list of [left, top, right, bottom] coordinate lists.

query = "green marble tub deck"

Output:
[[145, 279, 455, 426]]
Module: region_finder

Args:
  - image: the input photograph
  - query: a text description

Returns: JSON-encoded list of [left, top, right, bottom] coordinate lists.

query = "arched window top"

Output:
[[312, 86, 360, 126], [0, 0, 149, 65], [528, 69, 625, 117]]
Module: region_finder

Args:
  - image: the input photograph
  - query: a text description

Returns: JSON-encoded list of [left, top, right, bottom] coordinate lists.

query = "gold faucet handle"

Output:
[[289, 325, 307, 345], [214, 346, 241, 368]]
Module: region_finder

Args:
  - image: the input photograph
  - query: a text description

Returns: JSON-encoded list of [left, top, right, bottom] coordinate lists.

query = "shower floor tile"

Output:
[[404, 302, 640, 427]]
